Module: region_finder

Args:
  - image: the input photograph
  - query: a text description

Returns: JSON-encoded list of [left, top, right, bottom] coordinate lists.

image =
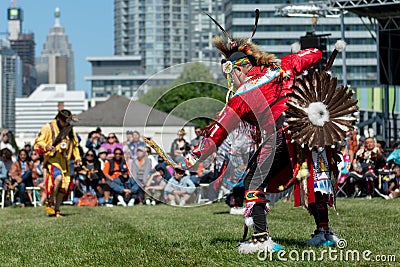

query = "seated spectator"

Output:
[[154, 163, 172, 182], [9, 149, 37, 207], [348, 137, 384, 199], [85, 130, 102, 154], [95, 127, 107, 144], [110, 163, 140, 206], [123, 130, 146, 160], [384, 164, 400, 199], [144, 170, 167, 205], [102, 147, 125, 204], [98, 147, 108, 170], [130, 146, 153, 203], [0, 158, 7, 189], [74, 149, 105, 205], [101, 133, 123, 161], [190, 126, 203, 149], [24, 142, 32, 156], [190, 153, 216, 186], [146, 146, 158, 169], [0, 130, 15, 155], [336, 143, 352, 197], [170, 129, 190, 162], [164, 168, 196, 206], [386, 146, 400, 166], [31, 150, 46, 205], [1, 148, 13, 174]]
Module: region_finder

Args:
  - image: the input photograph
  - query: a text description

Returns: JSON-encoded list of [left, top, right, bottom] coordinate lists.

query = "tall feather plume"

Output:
[[204, 12, 231, 47], [248, 9, 260, 43]]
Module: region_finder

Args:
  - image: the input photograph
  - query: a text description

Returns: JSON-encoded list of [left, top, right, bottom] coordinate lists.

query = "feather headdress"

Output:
[[285, 40, 358, 148], [206, 9, 276, 66]]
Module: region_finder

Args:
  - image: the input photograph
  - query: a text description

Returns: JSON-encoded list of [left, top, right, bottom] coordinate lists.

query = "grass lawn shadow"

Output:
[[213, 211, 230, 215], [210, 236, 237, 245], [274, 237, 308, 247]]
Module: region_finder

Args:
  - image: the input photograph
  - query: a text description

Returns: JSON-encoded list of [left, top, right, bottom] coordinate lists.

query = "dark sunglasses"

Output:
[[114, 152, 122, 155], [86, 154, 94, 157], [108, 136, 116, 139]]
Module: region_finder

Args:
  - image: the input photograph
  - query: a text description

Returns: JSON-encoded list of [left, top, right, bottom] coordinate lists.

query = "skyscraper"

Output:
[[114, 0, 190, 75], [36, 8, 75, 90], [0, 38, 22, 132], [188, 0, 224, 65], [8, 7, 37, 96]]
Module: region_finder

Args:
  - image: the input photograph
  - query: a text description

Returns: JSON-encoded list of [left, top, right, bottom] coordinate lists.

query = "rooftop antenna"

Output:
[[54, 7, 61, 27]]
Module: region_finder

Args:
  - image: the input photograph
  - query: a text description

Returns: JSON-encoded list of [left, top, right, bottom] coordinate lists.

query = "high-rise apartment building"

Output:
[[114, 0, 190, 75], [224, 0, 377, 88], [114, 0, 224, 72], [0, 39, 22, 132], [36, 8, 75, 90], [188, 0, 224, 64], [7, 7, 37, 96]]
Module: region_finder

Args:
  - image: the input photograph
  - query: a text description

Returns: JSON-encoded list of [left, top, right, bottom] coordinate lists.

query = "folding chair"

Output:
[[1, 187, 15, 208], [197, 184, 210, 204], [336, 181, 348, 197], [0, 188, 6, 208], [25, 186, 41, 207]]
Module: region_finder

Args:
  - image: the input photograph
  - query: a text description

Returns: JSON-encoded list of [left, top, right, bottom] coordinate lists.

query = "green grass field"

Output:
[[0, 198, 399, 267]]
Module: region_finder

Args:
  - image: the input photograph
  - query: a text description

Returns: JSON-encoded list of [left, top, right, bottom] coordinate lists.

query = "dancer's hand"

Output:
[[45, 144, 55, 152]]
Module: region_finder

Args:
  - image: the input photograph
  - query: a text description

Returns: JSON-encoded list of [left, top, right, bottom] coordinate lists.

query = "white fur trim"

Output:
[[368, 128, 374, 138], [245, 217, 254, 227], [335, 40, 346, 52], [238, 238, 284, 254], [291, 42, 301, 53], [238, 241, 266, 254], [364, 129, 369, 138], [306, 102, 330, 126]]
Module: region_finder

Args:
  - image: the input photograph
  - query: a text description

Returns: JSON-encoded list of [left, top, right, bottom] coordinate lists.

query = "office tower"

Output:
[[36, 8, 75, 90], [188, 0, 224, 64], [8, 7, 37, 96], [0, 39, 22, 132], [114, 0, 190, 74]]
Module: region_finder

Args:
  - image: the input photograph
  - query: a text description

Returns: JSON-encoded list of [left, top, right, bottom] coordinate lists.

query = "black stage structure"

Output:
[[331, 0, 400, 143]]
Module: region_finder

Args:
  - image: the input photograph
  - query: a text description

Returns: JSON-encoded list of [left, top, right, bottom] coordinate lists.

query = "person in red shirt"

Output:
[[176, 11, 322, 254]]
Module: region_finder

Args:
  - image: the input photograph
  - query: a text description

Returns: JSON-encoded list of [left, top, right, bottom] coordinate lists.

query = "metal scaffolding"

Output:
[[330, 0, 400, 141]]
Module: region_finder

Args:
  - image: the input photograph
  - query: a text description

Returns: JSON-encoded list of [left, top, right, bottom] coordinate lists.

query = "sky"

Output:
[[0, 0, 114, 96]]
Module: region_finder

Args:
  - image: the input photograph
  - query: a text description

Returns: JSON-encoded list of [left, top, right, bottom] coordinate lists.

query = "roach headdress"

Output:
[[285, 40, 358, 149], [206, 9, 277, 102], [207, 9, 276, 67]]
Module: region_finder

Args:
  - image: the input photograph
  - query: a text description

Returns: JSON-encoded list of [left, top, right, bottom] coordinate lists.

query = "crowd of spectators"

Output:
[[0, 127, 215, 208], [2, 126, 400, 209], [337, 129, 400, 200]]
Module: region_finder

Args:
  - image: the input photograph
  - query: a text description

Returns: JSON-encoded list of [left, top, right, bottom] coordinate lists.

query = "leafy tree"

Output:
[[139, 62, 227, 127]]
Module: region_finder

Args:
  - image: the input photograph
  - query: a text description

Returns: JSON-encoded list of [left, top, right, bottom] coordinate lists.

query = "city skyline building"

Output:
[[114, 0, 190, 75], [188, 0, 224, 65], [85, 55, 179, 99], [0, 38, 22, 132], [36, 8, 75, 90], [8, 6, 37, 97], [90, 0, 223, 99], [15, 83, 86, 142]]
